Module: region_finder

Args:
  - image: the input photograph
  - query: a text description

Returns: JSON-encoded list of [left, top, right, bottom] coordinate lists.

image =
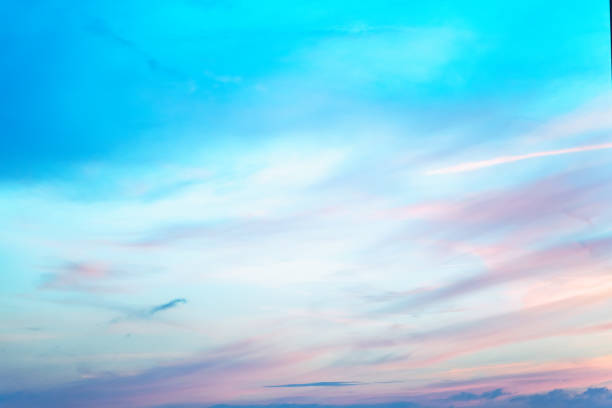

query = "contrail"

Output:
[[426, 142, 612, 175]]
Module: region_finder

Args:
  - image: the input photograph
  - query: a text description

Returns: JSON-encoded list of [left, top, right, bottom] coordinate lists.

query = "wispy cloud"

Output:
[[41, 262, 120, 293], [149, 298, 187, 315], [265, 381, 362, 388], [377, 235, 612, 312], [426, 142, 612, 175], [357, 289, 612, 371], [120, 215, 306, 249], [3, 2, 611, 405], [380, 170, 610, 246]]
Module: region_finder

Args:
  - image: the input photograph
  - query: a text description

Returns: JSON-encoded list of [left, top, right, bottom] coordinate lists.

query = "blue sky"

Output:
[[1, 1, 612, 407]]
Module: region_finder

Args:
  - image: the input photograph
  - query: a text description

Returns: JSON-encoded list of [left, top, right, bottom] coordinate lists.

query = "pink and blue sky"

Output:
[[1, 1, 612, 407]]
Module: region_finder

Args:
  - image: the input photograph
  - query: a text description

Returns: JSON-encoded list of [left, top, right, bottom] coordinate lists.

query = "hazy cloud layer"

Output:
[[1, 1, 611, 407]]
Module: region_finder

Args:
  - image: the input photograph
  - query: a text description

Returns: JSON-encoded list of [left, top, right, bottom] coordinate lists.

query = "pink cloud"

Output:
[[41, 261, 122, 293], [426, 142, 612, 175]]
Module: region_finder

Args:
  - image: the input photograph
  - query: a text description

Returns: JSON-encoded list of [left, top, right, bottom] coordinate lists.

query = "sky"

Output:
[[1, 1, 612, 407]]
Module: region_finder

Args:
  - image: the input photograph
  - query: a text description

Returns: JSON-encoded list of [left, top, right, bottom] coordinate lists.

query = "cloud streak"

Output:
[[149, 298, 188, 315], [378, 235, 612, 312], [265, 382, 362, 388], [426, 142, 612, 175]]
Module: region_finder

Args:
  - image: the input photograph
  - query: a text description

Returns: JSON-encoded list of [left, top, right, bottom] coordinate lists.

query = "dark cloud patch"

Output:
[[449, 388, 505, 401], [149, 298, 187, 315], [509, 387, 612, 408], [265, 381, 362, 388], [482, 388, 506, 399]]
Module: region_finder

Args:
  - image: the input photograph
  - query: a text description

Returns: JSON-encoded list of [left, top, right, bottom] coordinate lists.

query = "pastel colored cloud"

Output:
[[1, 1, 611, 407], [426, 142, 612, 175]]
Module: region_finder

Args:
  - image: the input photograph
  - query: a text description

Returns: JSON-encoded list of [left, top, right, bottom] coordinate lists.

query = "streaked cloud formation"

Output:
[[1, 0, 611, 407], [426, 142, 612, 175]]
